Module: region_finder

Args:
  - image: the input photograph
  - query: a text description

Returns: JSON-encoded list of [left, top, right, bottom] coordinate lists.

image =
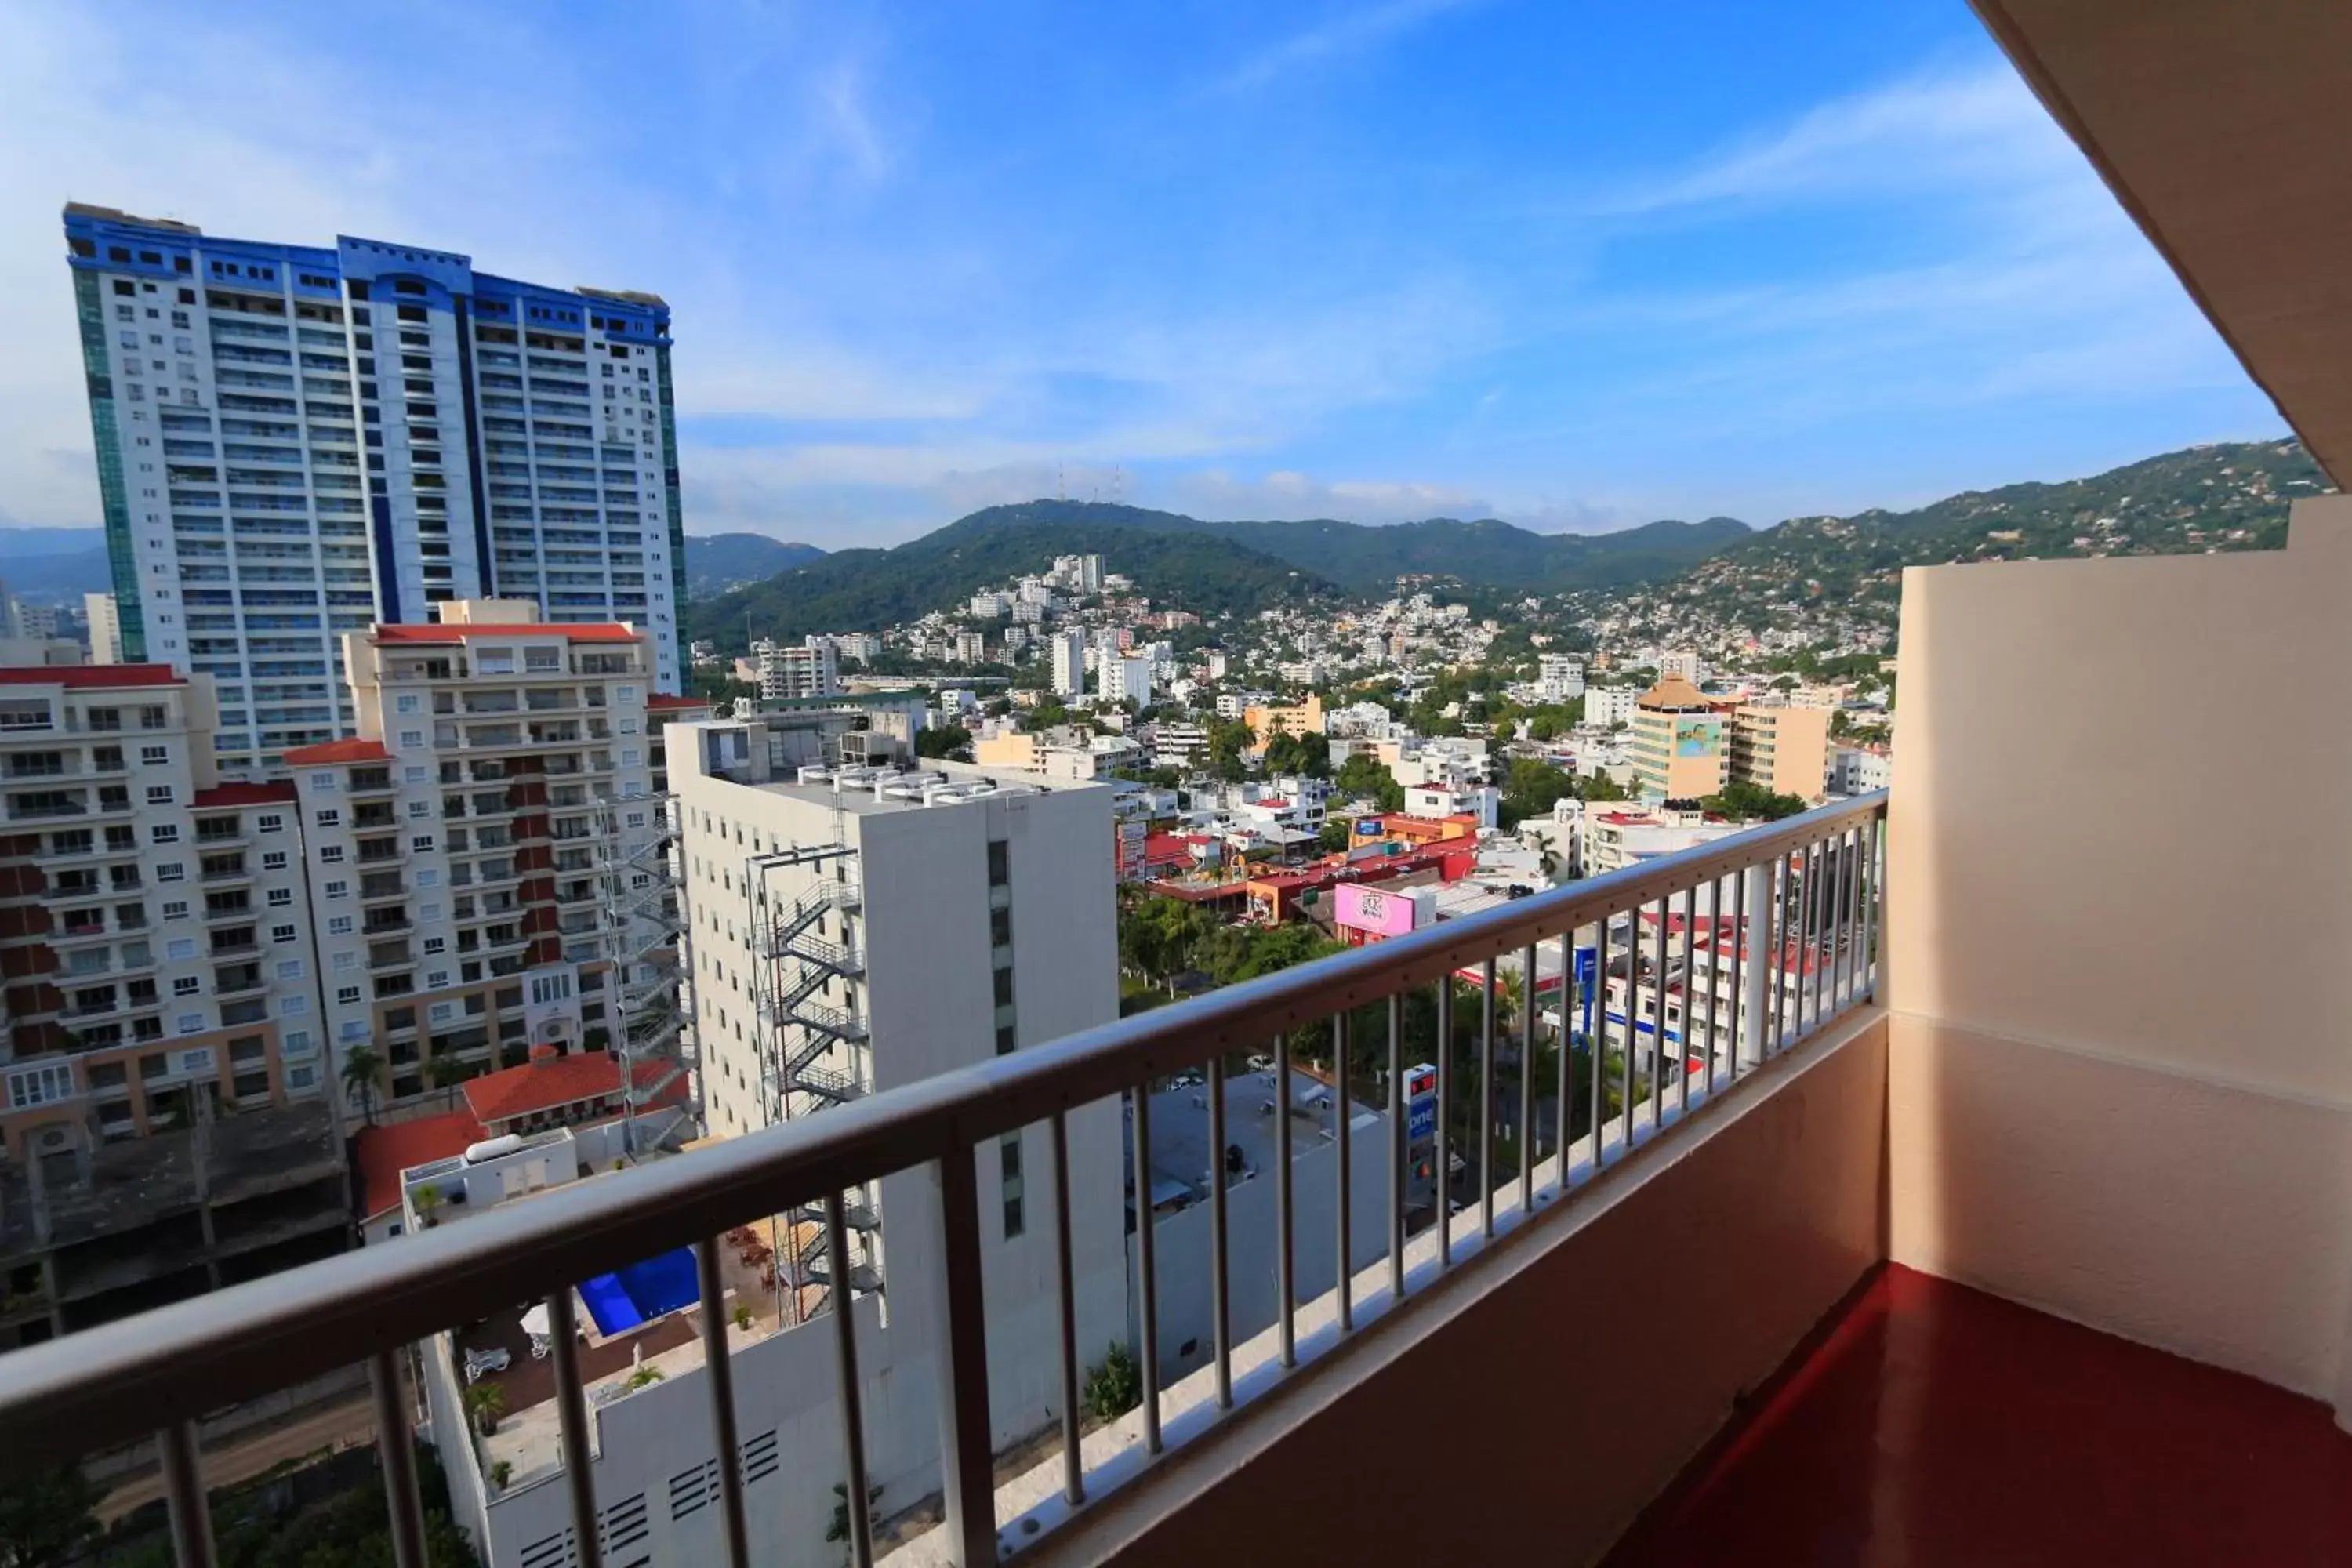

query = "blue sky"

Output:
[[0, 0, 2287, 549]]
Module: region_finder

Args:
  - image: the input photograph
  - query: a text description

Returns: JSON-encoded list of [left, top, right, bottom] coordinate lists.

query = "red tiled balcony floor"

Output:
[[1607, 1263, 2352, 1567]]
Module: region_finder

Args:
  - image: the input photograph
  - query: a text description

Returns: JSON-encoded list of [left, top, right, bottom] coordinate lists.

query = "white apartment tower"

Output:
[[286, 604, 691, 1112], [1102, 654, 1153, 709], [1049, 630, 1087, 698], [749, 638, 838, 701], [64, 205, 689, 779], [1538, 654, 1587, 701], [83, 593, 122, 664], [613, 724, 1128, 1564]]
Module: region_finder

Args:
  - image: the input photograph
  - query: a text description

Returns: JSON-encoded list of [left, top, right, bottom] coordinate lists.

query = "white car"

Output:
[[464, 1347, 511, 1384]]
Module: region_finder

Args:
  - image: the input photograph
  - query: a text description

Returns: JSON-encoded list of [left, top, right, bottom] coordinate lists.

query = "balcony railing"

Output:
[[0, 793, 1886, 1568]]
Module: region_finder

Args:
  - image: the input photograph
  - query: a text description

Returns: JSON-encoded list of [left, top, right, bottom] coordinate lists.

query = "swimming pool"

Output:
[[576, 1247, 701, 1336]]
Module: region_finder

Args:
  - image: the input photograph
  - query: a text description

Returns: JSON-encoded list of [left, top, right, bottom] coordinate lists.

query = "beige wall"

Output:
[[1054, 1013, 1890, 1568], [1885, 494, 2352, 1414]]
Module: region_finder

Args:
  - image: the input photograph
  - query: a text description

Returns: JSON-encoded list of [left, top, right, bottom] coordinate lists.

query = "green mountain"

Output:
[[684, 533, 826, 598], [685, 500, 1751, 648], [1664, 438, 2324, 627], [688, 517, 1337, 648], [920, 501, 1751, 593]]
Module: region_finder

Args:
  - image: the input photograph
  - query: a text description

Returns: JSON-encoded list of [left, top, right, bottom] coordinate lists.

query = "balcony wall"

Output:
[[1885, 493, 2352, 1417], [1054, 1010, 1889, 1568]]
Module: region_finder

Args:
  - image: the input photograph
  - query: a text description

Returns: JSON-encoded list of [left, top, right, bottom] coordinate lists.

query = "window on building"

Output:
[[267, 887, 292, 908], [327, 915, 354, 935], [272, 924, 297, 944], [172, 976, 200, 996], [140, 745, 168, 764], [325, 880, 348, 899], [336, 986, 362, 1006], [151, 824, 179, 844], [987, 839, 1010, 887], [162, 900, 189, 920]]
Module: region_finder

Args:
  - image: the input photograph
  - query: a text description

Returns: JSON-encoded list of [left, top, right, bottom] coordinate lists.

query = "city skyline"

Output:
[[0, 0, 2291, 555]]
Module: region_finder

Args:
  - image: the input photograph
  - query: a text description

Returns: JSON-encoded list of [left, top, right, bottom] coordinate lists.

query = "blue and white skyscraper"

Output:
[[62, 203, 688, 775]]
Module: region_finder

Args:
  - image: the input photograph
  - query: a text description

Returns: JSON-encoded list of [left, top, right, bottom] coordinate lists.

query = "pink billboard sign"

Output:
[[1335, 883, 1418, 937]]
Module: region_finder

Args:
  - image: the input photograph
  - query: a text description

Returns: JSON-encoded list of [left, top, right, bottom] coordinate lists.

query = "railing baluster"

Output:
[[826, 1192, 876, 1568], [1650, 894, 1668, 1134], [1385, 993, 1406, 1303], [935, 1141, 999, 1564], [546, 1288, 604, 1568], [1571, 927, 1592, 1183], [1765, 853, 1786, 1056], [1727, 866, 1748, 1082], [1519, 942, 1536, 1218], [1844, 824, 1865, 1011], [368, 1350, 428, 1568], [1210, 1051, 1235, 1408], [1678, 885, 1697, 1115], [1807, 840, 1827, 1034], [159, 1419, 216, 1568], [1131, 1083, 1164, 1450], [1333, 1011, 1352, 1334], [1479, 956, 1497, 1240], [692, 1239, 751, 1568], [1050, 1114, 1085, 1503], [1862, 812, 1882, 999], [1435, 979, 1454, 1268], [1274, 1030, 1297, 1364], [1612, 911, 1632, 1160]]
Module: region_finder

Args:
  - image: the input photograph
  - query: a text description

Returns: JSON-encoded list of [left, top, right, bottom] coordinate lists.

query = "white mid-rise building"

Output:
[[1049, 630, 1087, 698], [1537, 654, 1586, 702], [1584, 686, 1639, 728], [462, 723, 1130, 1568], [1102, 655, 1152, 709], [83, 593, 123, 664], [750, 638, 838, 700], [287, 603, 694, 1115]]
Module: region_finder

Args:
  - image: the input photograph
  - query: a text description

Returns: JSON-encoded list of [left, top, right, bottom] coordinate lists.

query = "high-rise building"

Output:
[[1728, 702, 1833, 801], [83, 593, 122, 664], [62, 204, 688, 779], [0, 660, 344, 1346], [284, 604, 684, 1115], [1584, 685, 1639, 728], [1102, 654, 1152, 708], [421, 725, 1128, 1568], [1629, 676, 1726, 800], [1537, 654, 1586, 701], [748, 638, 838, 700], [1050, 630, 1087, 697]]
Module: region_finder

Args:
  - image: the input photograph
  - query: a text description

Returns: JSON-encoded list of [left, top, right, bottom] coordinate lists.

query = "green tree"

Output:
[[1497, 757, 1577, 828], [1699, 779, 1809, 821], [1084, 1341, 1142, 1422], [1260, 731, 1330, 779], [1316, 819, 1352, 854], [1581, 771, 1631, 804], [915, 724, 973, 761], [339, 1042, 383, 1126], [0, 1465, 99, 1568], [1332, 753, 1405, 812], [1203, 717, 1255, 782]]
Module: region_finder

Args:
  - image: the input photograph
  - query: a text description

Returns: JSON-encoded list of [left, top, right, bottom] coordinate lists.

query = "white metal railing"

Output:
[[0, 793, 1886, 1568]]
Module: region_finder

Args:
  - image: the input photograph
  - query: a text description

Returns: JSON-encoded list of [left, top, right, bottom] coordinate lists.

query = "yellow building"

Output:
[[1628, 677, 1726, 800], [1243, 692, 1325, 756], [1730, 702, 1833, 801]]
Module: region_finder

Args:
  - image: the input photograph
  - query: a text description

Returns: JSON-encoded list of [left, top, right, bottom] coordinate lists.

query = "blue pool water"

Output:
[[577, 1246, 701, 1336]]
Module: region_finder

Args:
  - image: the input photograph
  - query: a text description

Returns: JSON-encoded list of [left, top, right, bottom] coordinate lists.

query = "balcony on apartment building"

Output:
[[8, 10, 2352, 1567]]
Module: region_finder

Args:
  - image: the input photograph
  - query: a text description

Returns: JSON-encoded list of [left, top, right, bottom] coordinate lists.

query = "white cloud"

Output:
[[1213, 0, 1485, 94]]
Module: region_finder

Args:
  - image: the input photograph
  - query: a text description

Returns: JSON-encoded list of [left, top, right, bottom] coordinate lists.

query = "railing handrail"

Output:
[[0, 791, 1886, 1470]]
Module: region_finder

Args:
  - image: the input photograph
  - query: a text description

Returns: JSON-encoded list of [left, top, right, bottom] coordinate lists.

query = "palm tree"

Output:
[[340, 1043, 383, 1126]]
